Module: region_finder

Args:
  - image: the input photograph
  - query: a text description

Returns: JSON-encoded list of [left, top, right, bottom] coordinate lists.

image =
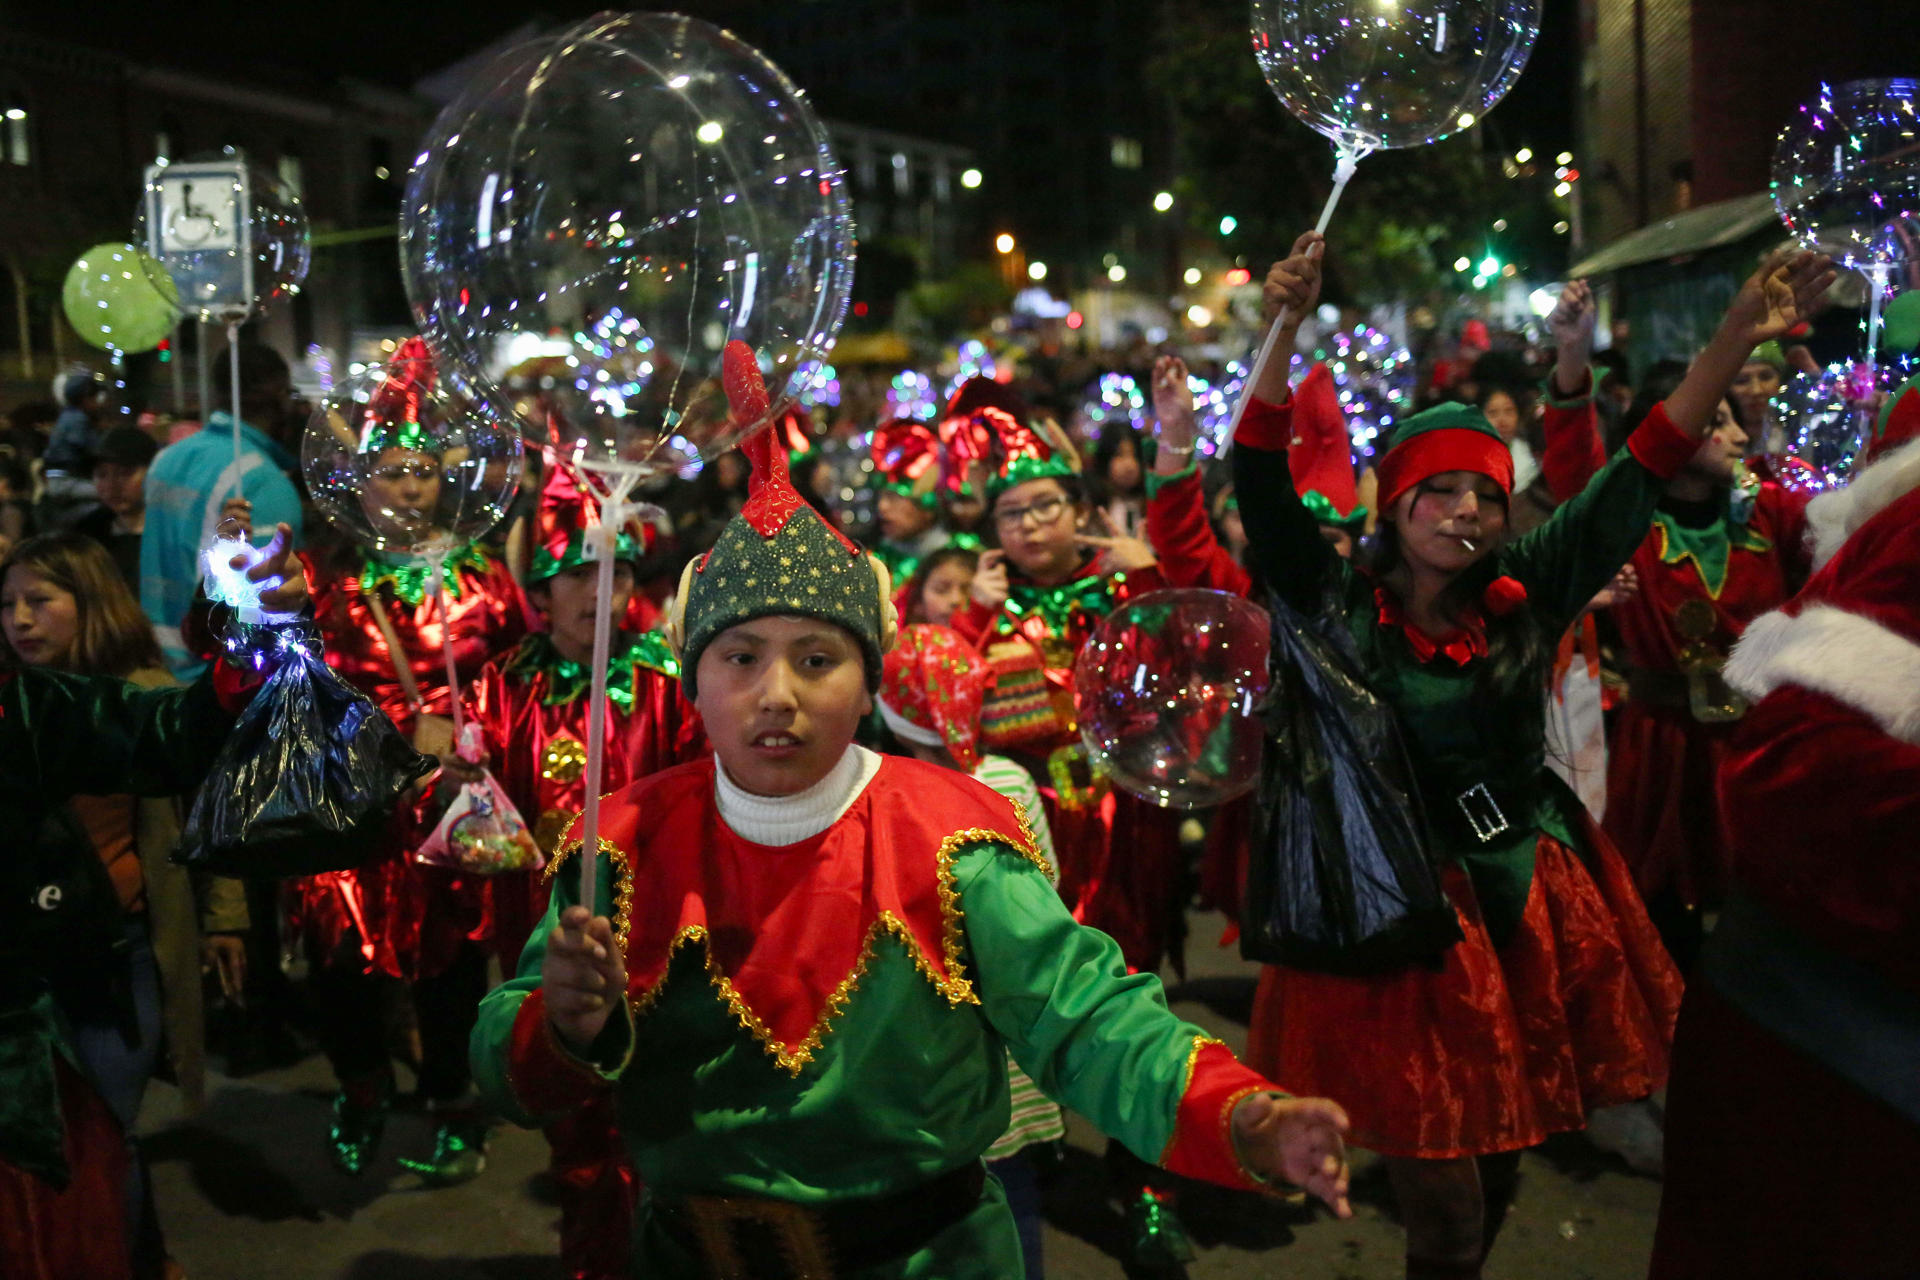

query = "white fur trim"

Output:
[[1805, 435, 1920, 569], [1725, 604, 1920, 744]]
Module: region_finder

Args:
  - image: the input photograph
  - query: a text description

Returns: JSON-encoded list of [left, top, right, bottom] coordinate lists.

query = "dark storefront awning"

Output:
[[1570, 192, 1781, 279]]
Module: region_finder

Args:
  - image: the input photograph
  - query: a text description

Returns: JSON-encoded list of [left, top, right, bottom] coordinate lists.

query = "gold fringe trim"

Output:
[[1158, 1036, 1229, 1166], [546, 831, 634, 955]]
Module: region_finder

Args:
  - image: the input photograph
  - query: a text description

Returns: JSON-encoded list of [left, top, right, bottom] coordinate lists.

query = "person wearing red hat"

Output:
[[471, 344, 1354, 1279], [1234, 230, 1834, 1280], [1649, 374, 1920, 1280], [288, 410, 530, 1184], [446, 450, 704, 1279]]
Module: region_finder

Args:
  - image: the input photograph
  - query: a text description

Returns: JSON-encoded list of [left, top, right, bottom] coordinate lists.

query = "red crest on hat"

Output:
[[880, 624, 990, 772], [1287, 362, 1361, 519]]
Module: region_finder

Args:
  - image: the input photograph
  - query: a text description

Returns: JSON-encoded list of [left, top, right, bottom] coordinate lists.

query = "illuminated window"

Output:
[[277, 151, 304, 198], [1109, 136, 1142, 170]]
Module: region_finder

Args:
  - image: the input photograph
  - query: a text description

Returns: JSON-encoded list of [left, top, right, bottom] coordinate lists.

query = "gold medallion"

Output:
[[541, 734, 588, 783]]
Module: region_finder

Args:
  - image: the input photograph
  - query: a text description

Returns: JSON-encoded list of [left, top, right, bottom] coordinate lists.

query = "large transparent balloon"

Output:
[[1250, 0, 1542, 159], [1768, 362, 1883, 492], [135, 148, 310, 323], [1773, 79, 1920, 273], [1073, 590, 1272, 809], [401, 12, 855, 474], [62, 243, 180, 354], [302, 337, 524, 558]]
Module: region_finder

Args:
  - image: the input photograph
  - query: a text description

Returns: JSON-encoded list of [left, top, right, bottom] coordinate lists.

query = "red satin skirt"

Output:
[[1043, 783, 1187, 975], [1602, 702, 1738, 907], [0, 1057, 131, 1280], [1245, 828, 1683, 1158]]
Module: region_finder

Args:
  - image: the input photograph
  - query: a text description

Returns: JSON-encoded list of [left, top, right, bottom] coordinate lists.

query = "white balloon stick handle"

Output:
[[577, 475, 639, 915], [430, 555, 464, 738], [1224, 148, 1362, 444], [1866, 261, 1890, 379], [227, 320, 245, 503]]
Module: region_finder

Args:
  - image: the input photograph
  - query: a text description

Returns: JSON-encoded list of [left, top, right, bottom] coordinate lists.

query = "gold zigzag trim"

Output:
[[1160, 1036, 1229, 1165], [545, 830, 634, 955]]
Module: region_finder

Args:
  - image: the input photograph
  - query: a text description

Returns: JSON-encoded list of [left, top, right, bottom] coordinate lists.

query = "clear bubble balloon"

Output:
[[1773, 79, 1920, 273], [135, 148, 310, 323], [61, 243, 180, 354], [1250, 0, 1542, 157], [1073, 589, 1271, 809], [301, 337, 524, 558], [1768, 361, 1890, 491], [401, 12, 855, 475]]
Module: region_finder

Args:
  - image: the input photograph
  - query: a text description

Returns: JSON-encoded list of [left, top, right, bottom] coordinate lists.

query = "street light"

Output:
[[1492, 218, 1508, 232], [1454, 256, 1472, 273], [1515, 147, 1533, 164], [1218, 215, 1238, 236], [1555, 151, 1573, 166], [1153, 191, 1175, 212], [1479, 255, 1500, 276], [1554, 181, 1572, 198], [1107, 263, 1127, 283], [696, 121, 724, 144], [1028, 261, 1048, 281], [995, 233, 1015, 254], [1183, 267, 1203, 285], [961, 168, 983, 189], [1187, 304, 1214, 326]]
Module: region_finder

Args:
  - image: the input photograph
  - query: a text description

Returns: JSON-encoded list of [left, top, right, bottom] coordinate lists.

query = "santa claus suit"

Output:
[[1650, 411, 1920, 1279]]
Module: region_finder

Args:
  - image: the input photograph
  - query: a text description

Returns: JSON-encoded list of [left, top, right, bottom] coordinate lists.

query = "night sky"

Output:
[[9, 1, 1579, 153]]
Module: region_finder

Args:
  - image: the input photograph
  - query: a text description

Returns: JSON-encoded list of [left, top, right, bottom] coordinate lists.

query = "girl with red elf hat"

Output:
[[1650, 374, 1920, 1279], [1234, 230, 1833, 1280], [877, 622, 1065, 1280], [472, 342, 1353, 1279], [451, 449, 705, 1279], [288, 339, 530, 1184]]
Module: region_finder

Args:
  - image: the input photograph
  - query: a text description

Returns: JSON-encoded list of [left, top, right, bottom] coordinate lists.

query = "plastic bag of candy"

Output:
[[416, 724, 544, 876]]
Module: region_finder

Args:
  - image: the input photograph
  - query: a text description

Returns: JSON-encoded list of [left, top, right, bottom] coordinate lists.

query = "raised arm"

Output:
[[1230, 232, 1349, 610], [1147, 355, 1253, 596], [1506, 252, 1835, 629], [1540, 280, 1608, 501]]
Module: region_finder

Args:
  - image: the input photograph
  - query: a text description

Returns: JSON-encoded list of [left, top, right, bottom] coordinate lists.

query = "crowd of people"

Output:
[[0, 223, 1915, 1280]]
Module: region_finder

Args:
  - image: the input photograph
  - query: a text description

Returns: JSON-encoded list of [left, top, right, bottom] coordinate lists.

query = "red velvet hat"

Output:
[[1287, 362, 1366, 529], [878, 624, 991, 772]]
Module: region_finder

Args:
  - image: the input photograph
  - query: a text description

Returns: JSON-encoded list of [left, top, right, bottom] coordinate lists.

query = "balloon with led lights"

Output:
[[1232, 1, 1541, 438], [1769, 361, 1881, 491], [135, 148, 310, 323], [61, 243, 180, 354], [301, 337, 524, 558], [401, 12, 855, 473], [1772, 78, 1920, 273], [1073, 589, 1271, 809]]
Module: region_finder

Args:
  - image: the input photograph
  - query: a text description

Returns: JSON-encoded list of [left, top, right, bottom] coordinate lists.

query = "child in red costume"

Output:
[[456, 452, 704, 1279], [292, 490, 527, 1182], [1650, 380, 1920, 1280]]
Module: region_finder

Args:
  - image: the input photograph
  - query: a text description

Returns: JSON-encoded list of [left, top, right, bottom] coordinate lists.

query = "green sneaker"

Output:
[[1126, 1187, 1197, 1269], [327, 1081, 390, 1177], [399, 1118, 490, 1187]]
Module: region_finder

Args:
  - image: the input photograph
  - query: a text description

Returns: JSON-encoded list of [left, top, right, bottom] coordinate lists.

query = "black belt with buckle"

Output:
[[650, 1160, 987, 1279]]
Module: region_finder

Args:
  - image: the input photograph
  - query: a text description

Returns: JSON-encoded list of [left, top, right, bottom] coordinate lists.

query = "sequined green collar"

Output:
[[359, 542, 491, 606], [1001, 560, 1124, 636], [503, 629, 681, 709]]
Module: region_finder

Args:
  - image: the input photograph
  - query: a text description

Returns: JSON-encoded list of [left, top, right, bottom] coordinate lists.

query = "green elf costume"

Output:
[[473, 345, 1328, 1279]]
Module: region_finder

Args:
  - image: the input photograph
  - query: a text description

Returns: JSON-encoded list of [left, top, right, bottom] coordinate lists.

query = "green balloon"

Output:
[[1881, 288, 1920, 355], [61, 243, 181, 354]]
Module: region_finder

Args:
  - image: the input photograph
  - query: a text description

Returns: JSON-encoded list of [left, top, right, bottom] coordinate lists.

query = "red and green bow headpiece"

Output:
[[1376, 401, 1514, 513], [937, 405, 995, 499], [527, 446, 646, 582], [665, 342, 899, 702], [1289, 362, 1368, 531], [872, 417, 941, 508], [879, 624, 990, 773], [944, 376, 1078, 499], [358, 336, 437, 457]]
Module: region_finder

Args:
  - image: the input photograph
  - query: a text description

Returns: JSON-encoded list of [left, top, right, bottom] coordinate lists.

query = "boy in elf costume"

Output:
[[458, 452, 705, 1279], [472, 344, 1352, 1279]]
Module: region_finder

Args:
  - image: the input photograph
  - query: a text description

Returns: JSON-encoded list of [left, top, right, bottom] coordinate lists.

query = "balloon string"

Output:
[[227, 320, 245, 503], [1866, 261, 1889, 380], [1225, 147, 1365, 444]]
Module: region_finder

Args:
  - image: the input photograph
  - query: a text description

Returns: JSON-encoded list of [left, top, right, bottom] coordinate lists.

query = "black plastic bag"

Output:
[[174, 622, 435, 878], [1241, 588, 1462, 974]]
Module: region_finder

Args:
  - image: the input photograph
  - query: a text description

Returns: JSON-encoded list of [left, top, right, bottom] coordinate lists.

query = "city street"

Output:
[[147, 908, 1663, 1279]]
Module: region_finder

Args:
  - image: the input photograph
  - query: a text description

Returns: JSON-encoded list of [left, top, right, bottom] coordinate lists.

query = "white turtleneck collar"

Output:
[[714, 744, 882, 846]]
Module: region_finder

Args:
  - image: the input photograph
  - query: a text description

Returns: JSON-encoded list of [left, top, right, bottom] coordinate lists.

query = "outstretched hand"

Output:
[[236, 523, 308, 615], [1231, 1091, 1353, 1218], [1076, 509, 1157, 573], [1152, 355, 1196, 441]]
